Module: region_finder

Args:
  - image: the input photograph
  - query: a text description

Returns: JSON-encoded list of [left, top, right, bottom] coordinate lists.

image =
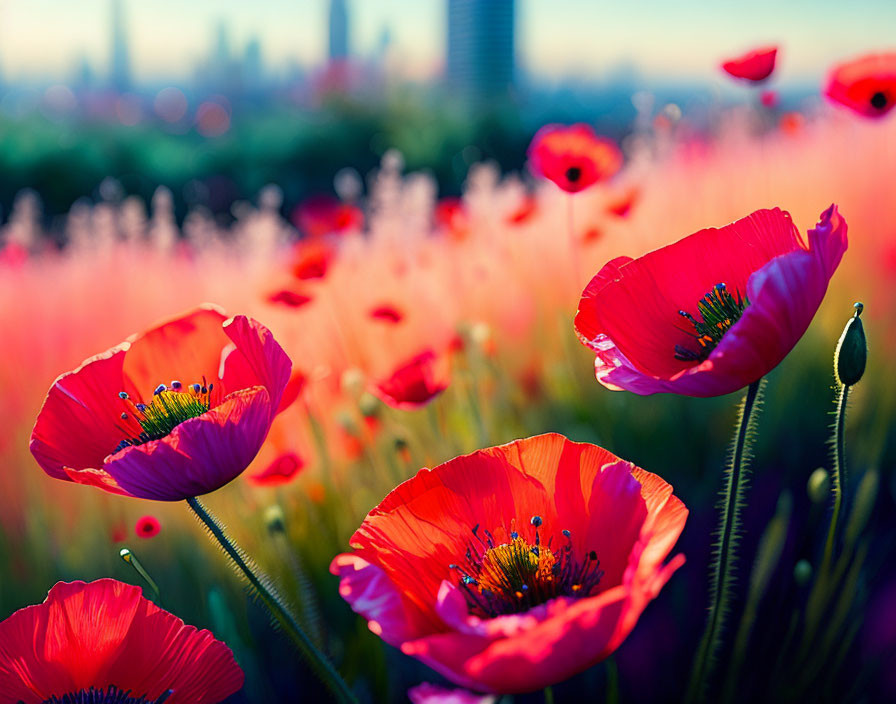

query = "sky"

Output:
[[0, 0, 893, 85]]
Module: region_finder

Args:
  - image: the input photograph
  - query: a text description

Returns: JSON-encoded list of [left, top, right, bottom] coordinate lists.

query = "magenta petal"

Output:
[[329, 554, 433, 646], [221, 316, 292, 421], [103, 387, 272, 500], [30, 345, 131, 480], [408, 682, 495, 704]]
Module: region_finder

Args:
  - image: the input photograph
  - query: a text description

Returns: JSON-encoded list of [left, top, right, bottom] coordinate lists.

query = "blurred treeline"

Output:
[[0, 96, 543, 225]]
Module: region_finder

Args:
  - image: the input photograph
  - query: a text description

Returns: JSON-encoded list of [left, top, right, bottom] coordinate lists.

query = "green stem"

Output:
[[686, 379, 764, 703], [606, 656, 620, 704], [186, 497, 357, 704], [821, 383, 849, 571], [544, 685, 555, 704], [567, 194, 580, 288]]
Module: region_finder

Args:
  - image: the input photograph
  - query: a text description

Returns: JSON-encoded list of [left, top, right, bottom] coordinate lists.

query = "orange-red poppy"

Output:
[[332, 434, 687, 693]]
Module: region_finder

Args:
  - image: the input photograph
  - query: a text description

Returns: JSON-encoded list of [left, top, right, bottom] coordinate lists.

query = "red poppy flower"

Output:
[[825, 52, 896, 118], [606, 187, 639, 218], [267, 288, 313, 308], [370, 304, 405, 324], [435, 198, 471, 240], [721, 46, 777, 83], [292, 240, 336, 280], [111, 524, 128, 543], [278, 369, 308, 413], [331, 433, 687, 693], [779, 112, 805, 136], [372, 349, 449, 410], [574, 206, 847, 397], [292, 194, 363, 239], [0, 579, 243, 703], [528, 124, 622, 194], [760, 90, 779, 108], [135, 515, 161, 538], [506, 195, 538, 225], [30, 305, 291, 500], [249, 451, 306, 486]]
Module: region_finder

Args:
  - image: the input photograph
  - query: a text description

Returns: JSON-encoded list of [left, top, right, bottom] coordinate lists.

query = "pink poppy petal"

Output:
[[329, 554, 435, 645], [103, 387, 272, 501], [221, 316, 292, 420]]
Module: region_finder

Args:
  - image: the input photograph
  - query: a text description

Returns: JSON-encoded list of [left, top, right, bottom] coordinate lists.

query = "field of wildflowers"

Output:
[[0, 48, 895, 704]]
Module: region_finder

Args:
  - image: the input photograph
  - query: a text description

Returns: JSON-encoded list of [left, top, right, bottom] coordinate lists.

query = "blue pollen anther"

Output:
[[510, 531, 519, 539], [463, 576, 477, 585], [120, 412, 128, 420], [562, 529, 571, 538], [171, 380, 182, 389], [192, 383, 202, 393], [154, 384, 167, 395], [118, 392, 128, 399], [530, 516, 543, 527], [136, 403, 147, 412]]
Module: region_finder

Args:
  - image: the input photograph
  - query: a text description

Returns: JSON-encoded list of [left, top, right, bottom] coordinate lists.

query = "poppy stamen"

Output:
[[871, 91, 888, 110], [451, 515, 603, 618], [43, 685, 175, 704], [114, 380, 214, 454], [674, 283, 749, 362]]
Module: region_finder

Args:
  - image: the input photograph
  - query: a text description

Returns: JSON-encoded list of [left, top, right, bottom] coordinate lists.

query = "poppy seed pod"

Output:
[[835, 302, 867, 387]]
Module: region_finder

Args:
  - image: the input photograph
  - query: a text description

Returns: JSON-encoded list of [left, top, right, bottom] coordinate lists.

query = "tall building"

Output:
[[329, 0, 349, 61], [446, 0, 516, 107], [109, 0, 131, 92]]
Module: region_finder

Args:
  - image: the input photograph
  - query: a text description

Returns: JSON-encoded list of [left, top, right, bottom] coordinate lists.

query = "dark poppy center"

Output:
[[113, 380, 214, 454], [42, 685, 173, 704], [449, 515, 603, 618], [674, 283, 749, 363], [870, 91, 888, 110], [565, 166, 582, 183]]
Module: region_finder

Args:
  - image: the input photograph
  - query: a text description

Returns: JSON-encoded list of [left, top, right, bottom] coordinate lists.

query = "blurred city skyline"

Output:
[[1, 0, 893, 87]]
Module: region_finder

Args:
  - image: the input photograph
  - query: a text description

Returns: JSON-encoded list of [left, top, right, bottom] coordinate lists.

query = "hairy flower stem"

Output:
[[686, 379, 764, 703], [186, 497, 357, 704], [822, 383, 850, 571]]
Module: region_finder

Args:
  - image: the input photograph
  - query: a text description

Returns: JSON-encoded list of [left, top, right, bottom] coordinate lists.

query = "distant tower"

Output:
[[212, 20, 232, 69], [244, 37, 263, 88], [329, 0, 349, 61], [446, 0, 516, 106], [109, 0, 131, 92]]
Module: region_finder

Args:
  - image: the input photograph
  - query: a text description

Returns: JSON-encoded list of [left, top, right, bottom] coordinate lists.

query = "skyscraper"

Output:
[[329, 0, 349, 62], [446, 0, 516, 107], [109, 0, 131, 92]]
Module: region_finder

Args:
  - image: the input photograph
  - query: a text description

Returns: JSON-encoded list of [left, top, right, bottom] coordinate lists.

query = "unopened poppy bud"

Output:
[[340, 367, 365, 397], [264, 505, 286, 534], [807, 467, 830, 503], [358, 392, 380, 418], [834, 302, 866, 387], [793, 559, 813, 586], [336, 410, 359, 435]]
